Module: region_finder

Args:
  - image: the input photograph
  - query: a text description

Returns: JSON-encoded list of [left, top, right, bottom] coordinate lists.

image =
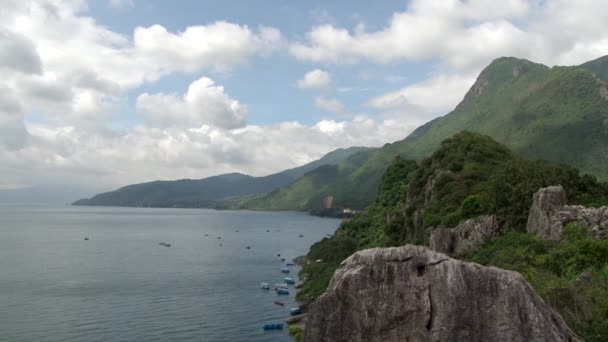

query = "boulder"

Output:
[[429, 215, 503, 255], [527, 185, 608, 240], [303, 245, 579, 342]]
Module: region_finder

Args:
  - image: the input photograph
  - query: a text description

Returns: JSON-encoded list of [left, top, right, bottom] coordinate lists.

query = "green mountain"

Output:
[[72, 146, 367, 207], [299, 132, 608, 340], [581, 55, 608, 82], [246, 56, 608, 211]]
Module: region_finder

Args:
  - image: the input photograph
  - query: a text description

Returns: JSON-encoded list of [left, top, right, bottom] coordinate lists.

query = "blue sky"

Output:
[[0, 0, 607, 197]]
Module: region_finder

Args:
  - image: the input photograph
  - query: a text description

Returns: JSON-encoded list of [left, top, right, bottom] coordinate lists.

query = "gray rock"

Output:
[[303, 245, 579, 342], [429, 215, 503, 255], [526, 185, 568, 240], [526, 185, 608, 240]]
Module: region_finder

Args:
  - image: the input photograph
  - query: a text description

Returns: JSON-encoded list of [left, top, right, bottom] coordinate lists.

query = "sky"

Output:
[[1, 0, 608, 199]]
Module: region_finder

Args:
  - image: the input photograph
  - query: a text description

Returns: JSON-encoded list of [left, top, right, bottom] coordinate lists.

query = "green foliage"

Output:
[[296, 236, 358, 301], [464, 232, 608, 341], [288, 325, 303, 342], [563, 222, 593, 242]]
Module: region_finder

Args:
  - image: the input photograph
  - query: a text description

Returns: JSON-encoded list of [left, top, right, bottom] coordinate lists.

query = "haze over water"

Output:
[[0, 206, 339, 342]]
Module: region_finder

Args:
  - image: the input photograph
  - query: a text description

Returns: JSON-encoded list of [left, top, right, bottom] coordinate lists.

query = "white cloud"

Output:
[[368, 73, 476, 115], [133, 22, 282, 74], [297, 69, 331, 89], [0, 0, 281, 126], [136, 77, 247, 129], [315, 97, 346, 115], [289, 0, 608, 70]]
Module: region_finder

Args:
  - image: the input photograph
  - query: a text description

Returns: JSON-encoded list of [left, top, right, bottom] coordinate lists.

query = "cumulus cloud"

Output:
[[289, 0, 608, 70], [315, 97, 346, 115], [136, 77, 247, 129], [297, 69, 331, 89], [134, 22, 282, 74], [0, 0, 281, 126]]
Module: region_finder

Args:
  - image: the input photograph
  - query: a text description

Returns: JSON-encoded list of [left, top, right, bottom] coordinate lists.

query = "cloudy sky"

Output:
[[1, 0, 607, 199]]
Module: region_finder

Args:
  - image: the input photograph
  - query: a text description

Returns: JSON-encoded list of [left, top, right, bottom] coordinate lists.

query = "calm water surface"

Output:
[[0, 206, 339, 342]]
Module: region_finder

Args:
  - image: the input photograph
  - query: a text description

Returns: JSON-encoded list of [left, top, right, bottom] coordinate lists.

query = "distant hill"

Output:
[[244, 55, 608, 211], [73, 146, 368, 207]]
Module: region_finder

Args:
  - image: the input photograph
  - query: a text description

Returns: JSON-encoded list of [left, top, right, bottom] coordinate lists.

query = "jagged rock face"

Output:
[[303, 245, 579, 342], [527, 185, 608, 240], [429, 215, 503, 255]]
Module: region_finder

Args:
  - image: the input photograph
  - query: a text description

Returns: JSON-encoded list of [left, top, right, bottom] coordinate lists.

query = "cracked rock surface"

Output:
[[303, 245, 579, 342]]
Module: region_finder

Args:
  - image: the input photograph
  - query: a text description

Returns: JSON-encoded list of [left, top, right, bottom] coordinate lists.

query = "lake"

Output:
[[0, 206, 339, 342]]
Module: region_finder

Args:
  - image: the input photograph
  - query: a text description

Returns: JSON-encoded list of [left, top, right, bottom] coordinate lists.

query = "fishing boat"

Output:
[[276, 288, 289, 295], [284, 277, 295, 285], [273, 301, 285, 306], [263, 323, 284, 330], [280, 267, 290, 273], [260, 282, 270, 290]]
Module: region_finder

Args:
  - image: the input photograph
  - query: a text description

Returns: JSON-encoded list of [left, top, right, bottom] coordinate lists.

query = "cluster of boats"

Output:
[[261, 258, 304, 331]]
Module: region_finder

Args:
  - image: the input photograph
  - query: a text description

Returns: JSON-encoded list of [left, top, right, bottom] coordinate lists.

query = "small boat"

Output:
[[284, 277, 295, 285], [290, 308, 302, 316], [276, 253, 281, 257], [276, 288, 289, 295], [275, 283, 288, 288], [159, 242, 171, 247], [285, 262, 295, 266], [235, 230, 239, 232], [299, 234, 304, 237], [204, 234, 208, 236], [266, 230, 270, 232], [273, 301, 285, 306], [280, 258, 286, 262], [281, 267, 290, 273], [263, 323, 284, 330], [260, 282, 270, 290], [84, 237, 89, 241], [217, 236, 221, 239], [246, 246, 251, 249]]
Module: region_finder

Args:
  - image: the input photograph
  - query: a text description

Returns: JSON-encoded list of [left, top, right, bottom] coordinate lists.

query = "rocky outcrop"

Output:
[[303, 245, 579, 342], [429, 215, 504, 255], [526, 185, 608, 240]]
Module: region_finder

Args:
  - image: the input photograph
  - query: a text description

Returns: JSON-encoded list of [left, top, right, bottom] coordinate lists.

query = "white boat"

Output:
[[260, 282, 270, 290]]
